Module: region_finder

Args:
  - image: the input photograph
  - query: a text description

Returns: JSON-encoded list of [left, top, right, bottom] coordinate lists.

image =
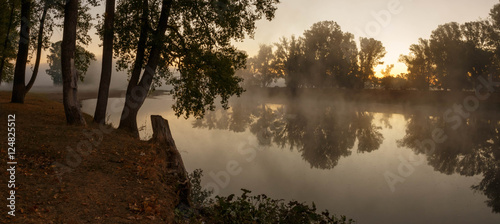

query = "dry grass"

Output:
[[0, 91, 177, 223]]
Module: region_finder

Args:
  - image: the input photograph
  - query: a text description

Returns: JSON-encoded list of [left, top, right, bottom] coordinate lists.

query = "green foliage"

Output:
[[176, 169, 355, 224], [429, 22, 469, 90], [0, 0, 98, 84], [273, 35, 306, 89], [491, 2, 500, 30], [241, 21, 377, 90], [401, 17, 498, 91], [237, 44, 280, 87], [358, 37, 386, 85], [399, 38, 434, 90], [113, 0, 279, 119], [248, 44, 278, 87], [302, 21, 360, 88], [188, 169, 213, 209], [46, 40, 96, 85], [0, 0, 19, 82], [379, 74, 408, 90]]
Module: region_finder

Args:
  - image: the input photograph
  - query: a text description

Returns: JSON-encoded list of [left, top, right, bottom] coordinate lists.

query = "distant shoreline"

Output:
[[244, 87, 500, 110], [7, 86, 499, 111]]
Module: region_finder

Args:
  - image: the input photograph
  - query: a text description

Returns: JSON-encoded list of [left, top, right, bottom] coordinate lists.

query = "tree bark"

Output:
[[118, 0, 172, 136], [25, 3, 48, 94], [94, 0, 116, 124], [11, 0, 30, 103], [150, 115, 191, 208], [117, 0, 149, 137], [61, 0, 86, 125], [0, 0, 16, 84], [129, 0, 150, 89]]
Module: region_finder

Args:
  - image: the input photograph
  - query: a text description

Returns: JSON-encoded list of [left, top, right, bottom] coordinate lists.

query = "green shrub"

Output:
[[175, 169, 355, 224]]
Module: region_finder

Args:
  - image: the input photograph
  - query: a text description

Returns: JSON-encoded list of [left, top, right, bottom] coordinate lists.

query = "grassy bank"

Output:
[[0, 92, 178, 223]]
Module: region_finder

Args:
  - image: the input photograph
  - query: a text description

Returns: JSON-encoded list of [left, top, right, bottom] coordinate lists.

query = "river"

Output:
[[81, 93, 500, 224]]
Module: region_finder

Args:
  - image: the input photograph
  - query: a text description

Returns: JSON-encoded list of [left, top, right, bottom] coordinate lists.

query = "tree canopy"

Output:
[[112, 0, 280, 133]]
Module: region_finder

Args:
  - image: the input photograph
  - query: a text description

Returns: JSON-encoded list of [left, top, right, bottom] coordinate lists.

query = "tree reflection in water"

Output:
[[398, 112, 500, 213], [192, 97, 384, 169], [193, 96, 500, 213]]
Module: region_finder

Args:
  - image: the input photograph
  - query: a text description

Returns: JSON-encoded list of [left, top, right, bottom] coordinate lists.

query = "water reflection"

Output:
[[81, 95, 500, 222], [192, 97, 384, 169], [192, 96, 500, 213], [398, 112, 500, 213]]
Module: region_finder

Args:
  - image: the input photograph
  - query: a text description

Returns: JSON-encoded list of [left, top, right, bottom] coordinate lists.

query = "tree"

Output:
[[274, 35, 305, 93], [94, 0, 115, 124], [489, 2, 500, 81], [461, 20, 496, 87], [11, 0, 66, 102], [302, 21, 357, 88], [429, 22, 469, 91], [9, 0, 93, 103], [246, 44, 277, 87], [113, 0, 280, 136], [46, 41, 63, 85], [46, 40, 96, 85], [358, 37, 386, 87], [400, 38, 435, 90], [235, 59, 260, 87], [380, 64, 393, 89], [0, 0, 18, 84], [25, 0, 56, 94], [61, 0, 84, 125], [402, 18, 497, 91], [11, 0, 31, 103]]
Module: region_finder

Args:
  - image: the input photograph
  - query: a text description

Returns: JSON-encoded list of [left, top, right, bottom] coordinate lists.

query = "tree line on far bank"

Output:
[[239, 21, 386, 90], [239, 3, 500, 92]]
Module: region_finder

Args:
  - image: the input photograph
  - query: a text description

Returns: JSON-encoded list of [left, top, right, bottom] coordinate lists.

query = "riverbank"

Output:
[[0, 91, 177, 223], [0, 91, 358, 223]]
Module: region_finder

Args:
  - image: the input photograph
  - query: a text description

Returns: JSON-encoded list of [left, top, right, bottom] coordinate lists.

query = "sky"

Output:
[[11, 0, 500, 88]]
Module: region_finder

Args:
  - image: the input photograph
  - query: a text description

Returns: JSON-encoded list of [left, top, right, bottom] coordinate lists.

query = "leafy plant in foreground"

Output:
[[175, 169, 355, 224]]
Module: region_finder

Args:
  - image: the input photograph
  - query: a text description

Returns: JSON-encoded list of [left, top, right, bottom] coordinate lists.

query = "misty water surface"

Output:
[[81, 93, 500, 224]]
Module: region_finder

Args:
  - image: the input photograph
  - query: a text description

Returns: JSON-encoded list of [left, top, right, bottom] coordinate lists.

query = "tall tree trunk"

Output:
[[120, 0, 173, 133], [11, 0, 30, 103], [118, 0, 173, 136], [25, 3, 48, 94], [117, 0, 151, 136], [94, 0, 115, 124], [0, 0, 15, 84], [61, 0, 86, 125]]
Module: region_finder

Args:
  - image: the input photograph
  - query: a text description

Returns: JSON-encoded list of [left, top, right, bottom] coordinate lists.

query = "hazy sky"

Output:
[[61, 0, 500, 78], [231, 0, 499, 76]]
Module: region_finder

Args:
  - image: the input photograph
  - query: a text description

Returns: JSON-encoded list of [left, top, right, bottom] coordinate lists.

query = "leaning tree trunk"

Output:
[[61, 0, 86, 125], [11, 0, 31, 103], [25, 3, 49, 94], [0, 0, 16, 84], [150, 115, 191, 208], [118, 0, 172, 135], [94, 0, 115, 124], [117, 0, 149, 136]]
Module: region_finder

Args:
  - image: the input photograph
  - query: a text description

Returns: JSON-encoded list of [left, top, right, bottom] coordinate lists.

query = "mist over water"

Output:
[[81, 91, 500, 224], [1, 57, 130, 93]]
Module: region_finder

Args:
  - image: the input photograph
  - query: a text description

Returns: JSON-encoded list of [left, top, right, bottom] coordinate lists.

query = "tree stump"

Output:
[[150, 115, 191, 208]]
